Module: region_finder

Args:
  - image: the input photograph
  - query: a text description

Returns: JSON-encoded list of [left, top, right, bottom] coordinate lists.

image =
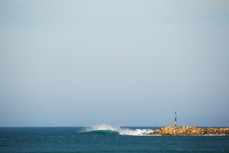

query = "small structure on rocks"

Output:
[[174, 111, 177, 127], [148, 112, 229, 136]]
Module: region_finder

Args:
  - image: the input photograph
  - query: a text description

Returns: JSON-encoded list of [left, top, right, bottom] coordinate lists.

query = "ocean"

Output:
[[1, 125, 229, 153]]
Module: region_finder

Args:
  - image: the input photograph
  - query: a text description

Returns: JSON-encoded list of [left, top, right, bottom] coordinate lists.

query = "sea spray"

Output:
[[85, 124, 154, 136]]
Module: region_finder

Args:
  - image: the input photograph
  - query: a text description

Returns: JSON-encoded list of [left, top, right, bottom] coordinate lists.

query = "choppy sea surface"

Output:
[[1, 124, 229, 153]]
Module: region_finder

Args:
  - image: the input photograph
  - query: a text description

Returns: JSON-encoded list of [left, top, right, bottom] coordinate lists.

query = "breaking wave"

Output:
[[84, 124, 154, 136], [85, 130, 119, 135]]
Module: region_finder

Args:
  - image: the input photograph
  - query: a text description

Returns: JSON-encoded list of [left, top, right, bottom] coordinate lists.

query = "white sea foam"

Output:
[[204, 134, 226, 136], [85, 124, 154, 136]]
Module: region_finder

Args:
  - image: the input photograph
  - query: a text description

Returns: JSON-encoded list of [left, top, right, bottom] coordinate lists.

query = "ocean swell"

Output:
[[85, 124, 154, 136]]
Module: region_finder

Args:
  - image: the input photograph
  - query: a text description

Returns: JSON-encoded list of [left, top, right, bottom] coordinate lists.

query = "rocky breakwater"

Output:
[[151, 126, 229, 136]]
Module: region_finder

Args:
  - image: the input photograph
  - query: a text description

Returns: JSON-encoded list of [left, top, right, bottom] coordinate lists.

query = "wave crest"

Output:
[[85, 124, 154, 136]]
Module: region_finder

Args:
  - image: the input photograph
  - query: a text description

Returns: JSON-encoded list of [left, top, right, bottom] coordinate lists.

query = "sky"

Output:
[[0, 0, 229, 127]]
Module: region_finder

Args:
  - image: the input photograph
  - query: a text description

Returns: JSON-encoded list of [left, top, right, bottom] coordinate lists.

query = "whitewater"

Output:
[[85, 124, 155, 136]]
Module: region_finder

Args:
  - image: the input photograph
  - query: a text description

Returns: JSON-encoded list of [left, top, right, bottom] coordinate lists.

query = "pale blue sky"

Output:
[[1, 0, 229, 127]]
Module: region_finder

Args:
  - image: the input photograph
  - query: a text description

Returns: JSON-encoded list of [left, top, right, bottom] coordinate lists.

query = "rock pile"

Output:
[[151, 126, 229, 136]]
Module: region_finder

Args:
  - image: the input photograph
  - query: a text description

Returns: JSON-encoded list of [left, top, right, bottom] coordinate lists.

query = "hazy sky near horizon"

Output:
[[1, 0, 229, 127]]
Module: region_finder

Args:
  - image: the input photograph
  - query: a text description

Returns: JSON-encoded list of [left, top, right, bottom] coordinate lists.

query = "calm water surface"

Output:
[[1, 127, 229, 153]]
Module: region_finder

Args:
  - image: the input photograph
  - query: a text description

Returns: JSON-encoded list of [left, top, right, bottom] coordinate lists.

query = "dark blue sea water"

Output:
[[1, 126, 229, 153]]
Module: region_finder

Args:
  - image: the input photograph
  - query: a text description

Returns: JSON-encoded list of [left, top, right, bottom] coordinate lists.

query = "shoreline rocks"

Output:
[[149, 126, 229, 136]]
